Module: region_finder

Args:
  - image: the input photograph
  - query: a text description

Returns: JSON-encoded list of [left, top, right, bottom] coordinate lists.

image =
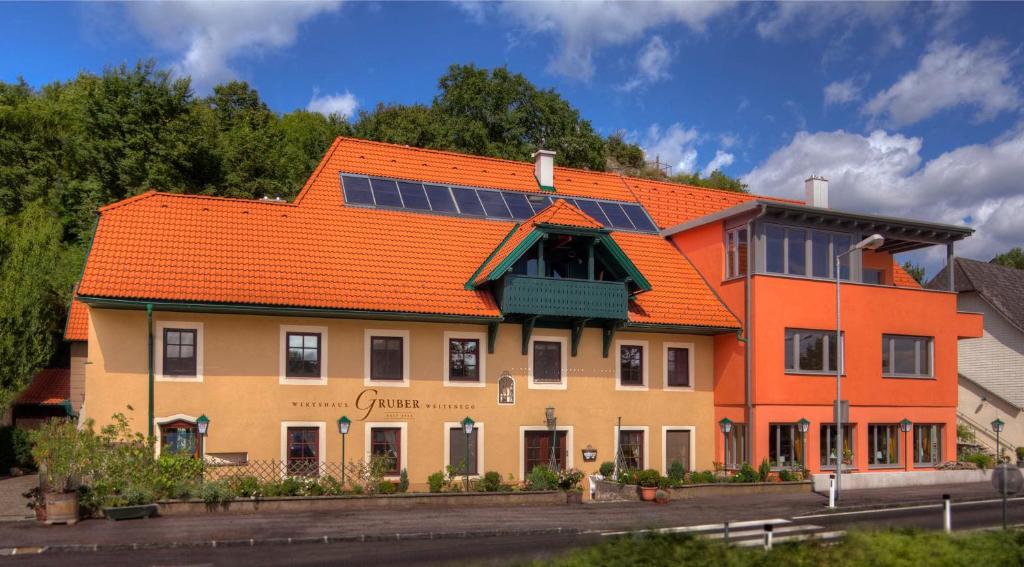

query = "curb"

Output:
[[809, 493, 1024, 515], [0, 526, 586, 556]]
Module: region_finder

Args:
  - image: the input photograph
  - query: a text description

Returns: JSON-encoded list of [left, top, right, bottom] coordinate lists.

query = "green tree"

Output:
[[991, 247, 1024, 270], [902, 261, 926, 284], [606, 133, 645, 169]]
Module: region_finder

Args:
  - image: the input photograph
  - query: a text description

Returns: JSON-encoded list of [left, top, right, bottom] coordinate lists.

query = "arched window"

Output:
[[160, 419, 199, 458], [498, 372, 515, 405]]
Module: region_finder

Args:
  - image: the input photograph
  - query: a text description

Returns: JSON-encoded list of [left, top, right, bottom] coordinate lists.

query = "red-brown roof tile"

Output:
[[64, 296, 89, 341], [15, 368, 70, 406]]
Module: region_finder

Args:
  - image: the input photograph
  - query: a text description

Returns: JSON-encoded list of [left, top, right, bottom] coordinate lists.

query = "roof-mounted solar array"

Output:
[[340, 174, 658, 233]]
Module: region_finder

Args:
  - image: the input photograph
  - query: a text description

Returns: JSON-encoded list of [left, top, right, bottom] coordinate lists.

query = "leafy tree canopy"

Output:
[[990, 247, 1024, 270], [902, 261, 926, 284]]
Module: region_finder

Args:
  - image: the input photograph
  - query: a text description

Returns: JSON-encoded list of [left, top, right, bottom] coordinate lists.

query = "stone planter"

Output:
[[44, 491, 79, 525], [104, 504, 158, 521], [566, 491, 583, 505]]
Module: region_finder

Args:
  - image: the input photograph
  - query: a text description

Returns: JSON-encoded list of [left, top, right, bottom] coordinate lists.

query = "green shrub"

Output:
[[264, 476, 303, 497], [200, 481, 236, 505], [599, 461, 615, 477], [687, 470, 716, 484], [154, 453, 204, 497], [637, 469, 661, 488], [318, 476, 345, 496], [0, 426, 35, 472], [1017, 447, 1024, 462], [377, 480, 397, 495], [667, 460, 686, 483], [481, 471, 503, 492], [733, 463, 757, 483], [427, 471, 445, 493], [526, 465, 560, 491], [964, 452, 993, 470], [757, 458, 771, 482], [398, 469, 409, 493], [350, 484, 364, 495], [778, 469, 792, 482]]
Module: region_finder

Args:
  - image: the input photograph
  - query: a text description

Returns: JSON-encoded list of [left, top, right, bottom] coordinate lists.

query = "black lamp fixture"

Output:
[[462, 416, 475, 491], [545, 406, 557, 429], [196, 414, 210, 460], [338, 416, 351, 485], [718, 417, 733, 466]]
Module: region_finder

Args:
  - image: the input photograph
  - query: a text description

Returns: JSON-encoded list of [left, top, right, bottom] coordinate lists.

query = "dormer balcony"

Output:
[[497, 275, 629, 320]]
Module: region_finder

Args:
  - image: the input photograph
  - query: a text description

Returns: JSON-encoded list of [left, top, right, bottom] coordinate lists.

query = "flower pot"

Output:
[[566, 491, 583, 505], [639, 486, 657, 501], [44, 491, 79, 525], [33, 506, 46, 522], [104, 504, 158, 521]]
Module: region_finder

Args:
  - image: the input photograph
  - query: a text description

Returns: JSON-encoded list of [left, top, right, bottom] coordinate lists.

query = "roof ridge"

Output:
[[98, 190, 159, 212], [626, 174, 803, 204], [295, 137, 344, 205], [103, 191, 299, 212]]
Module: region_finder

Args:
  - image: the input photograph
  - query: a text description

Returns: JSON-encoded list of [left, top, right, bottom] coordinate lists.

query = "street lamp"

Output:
[[719, 418, 734, 467], [462, 416, 475, 491], [545, 407, 558, 470], [992, 418, 1006, 528], [337, 416, 351, 485], [797, 419, 810, 469], [196, 414, 210, 460], [834, 233, 884, 501], [899, 419, 912, 472]]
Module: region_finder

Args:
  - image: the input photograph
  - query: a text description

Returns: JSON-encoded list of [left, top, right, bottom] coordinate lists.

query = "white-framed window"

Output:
[[519, 425, 573, 479], [155, 321, 204, 382], [663, 341, 695, 390], [724, 227, 749, 280], [527, 335, 568, 390], [154, 414, 200, 458], [442, 331, 486, 388], [661, 426, 696, 475], [615, 339, 649, 390], [613, 425, 650, 472], [279, 325, 328, 385], [443, 421, 485, 477], [882, 334, 934, 378], [280, 421, 326, 477], [364, 421, 408, 478], [364, 329, 410, 387]]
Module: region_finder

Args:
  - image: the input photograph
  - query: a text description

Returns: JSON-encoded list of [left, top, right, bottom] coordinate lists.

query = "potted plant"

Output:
[[102, 484, 158, 521], [636, 469, 661, 501], [30, 419, 96, 525], [654, 489, 670, 504], [23, 487, 45, 522]]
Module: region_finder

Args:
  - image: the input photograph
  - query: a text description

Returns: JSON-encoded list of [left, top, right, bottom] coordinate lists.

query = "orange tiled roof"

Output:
[[471, 199, 603, 286], [624, 176, 803, 229], [15, 368, 70, 406], [892, 260, 923, 289], [77, 138, 741, 329], [64, 296, 89, 341]]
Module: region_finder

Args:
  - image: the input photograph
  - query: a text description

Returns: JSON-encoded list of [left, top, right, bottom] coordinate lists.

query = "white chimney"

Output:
[[805, 175, 829, 208], [533, 149, 556, 190]]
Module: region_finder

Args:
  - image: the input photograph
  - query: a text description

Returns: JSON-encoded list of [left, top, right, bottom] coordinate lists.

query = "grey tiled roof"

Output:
[[927, 257, 1024, 333]]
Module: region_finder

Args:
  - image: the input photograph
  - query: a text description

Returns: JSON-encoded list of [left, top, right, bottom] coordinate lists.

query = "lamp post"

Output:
[[545, 407, 558, 470], [196, 414, 210, 460], [834, 233, 884, 501], [992, 418, 1006, 528], [899, 419, 912, 472], [719, 418, 734, 468], [797, 419, 810, 470], [337, 416, 351, 485], [462, 416, 475, 491]]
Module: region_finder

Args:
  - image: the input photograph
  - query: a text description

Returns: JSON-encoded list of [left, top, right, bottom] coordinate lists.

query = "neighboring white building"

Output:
[[928, 258, 1023, 458]]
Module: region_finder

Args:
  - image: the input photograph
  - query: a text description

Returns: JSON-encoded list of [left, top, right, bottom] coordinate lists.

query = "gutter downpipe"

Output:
[[744, 205, 768, 464], [147, 303, 154, 439]]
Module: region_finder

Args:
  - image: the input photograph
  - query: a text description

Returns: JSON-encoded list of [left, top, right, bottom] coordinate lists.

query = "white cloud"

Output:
[[824, 75, 868, 106], [619, 35, 673, 92], [743, 125, 1024, 268], [307, 90, 358, 119], [641, 123, 700, 174], [125, 1, 341, 91], [864, 41, 1020, 127], [756, 3, 906, 44], [499, 1, 732, 80], [703, 150, 735, 176], [454, 1, 487, 24]]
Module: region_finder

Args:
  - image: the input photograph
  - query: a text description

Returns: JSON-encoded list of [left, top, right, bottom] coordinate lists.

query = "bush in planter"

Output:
[[964, 452, 993, 470], [687, 471, 716, 484], [654, 489, 670, 503], [427, 471, 445, 493], [481, 471, 503, 492], [636, 469, 661, 488], [29, 418, 97, 493], [558, 468, 585, 491], [778, 469, 792, 482], [526, 465, 559, 491], [667, 460, 686, 485], [230, 475, 262, 498], [733, 463, 757, 483], [377, 480, 398, 495], [598, 461, 615, 477], [1017, 447, 1024, 463], [398, 469, 410, 493], [200, 481, 236, 505], [617, 469, 639, 485]]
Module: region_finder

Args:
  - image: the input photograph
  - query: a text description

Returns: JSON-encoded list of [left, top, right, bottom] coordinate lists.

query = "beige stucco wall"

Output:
[[83, 307, 718, 485], [958, 378, 1023, 456]]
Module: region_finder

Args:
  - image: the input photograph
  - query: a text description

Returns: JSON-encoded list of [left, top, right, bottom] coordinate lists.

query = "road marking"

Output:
[[733, 530, 846, 547], [704, 524, 824, 540], [600, 518, 791, 537], [793, 497, 1024, 520]]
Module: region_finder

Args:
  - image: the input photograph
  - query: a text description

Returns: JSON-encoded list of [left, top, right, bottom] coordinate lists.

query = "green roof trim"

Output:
[[464, 222, 521, 290], [597, 235, 652, 292], [470, 230, 545, 289]]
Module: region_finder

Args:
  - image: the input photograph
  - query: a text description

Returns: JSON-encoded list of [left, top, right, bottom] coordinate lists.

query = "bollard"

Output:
[[828, 474, 836, 509], [723, 521, 730, 543], [943, 494, 952, 533], [763, 524, 774, 551]]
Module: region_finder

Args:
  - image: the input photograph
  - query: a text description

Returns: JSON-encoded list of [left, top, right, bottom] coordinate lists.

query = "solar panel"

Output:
[[424, 185, 457, 212], [599, 202, 635, 230], [503, 192, 535, 219], [452, 187, 485, 216], [622, 204, 657, 232], [575, 199, 611, 226], [528, 195, 552, 213], [478, 190, 512, 219], [370, 178, 403, 208], [397, 181, 430, 210], [341, 175, 374, 205]]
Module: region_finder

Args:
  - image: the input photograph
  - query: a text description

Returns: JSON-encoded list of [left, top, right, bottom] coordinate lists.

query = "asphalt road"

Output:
[[4, 498, 1020, 566]]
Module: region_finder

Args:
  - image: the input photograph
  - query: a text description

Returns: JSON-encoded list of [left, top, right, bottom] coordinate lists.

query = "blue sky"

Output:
[[2, 1, 1023, 270]]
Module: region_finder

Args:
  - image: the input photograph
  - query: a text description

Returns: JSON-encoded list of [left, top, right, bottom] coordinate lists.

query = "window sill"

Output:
[[913, 464, 941, 469], [819, 466, 857, 472], [365, 378, 410, 388], [663, 386, 694, 392], [279, 376, 327, 386], [785, 371, 845, 377], [883, 375, 935, 380], [444, 378, 485, 388], [868, 464, 903, 470]]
